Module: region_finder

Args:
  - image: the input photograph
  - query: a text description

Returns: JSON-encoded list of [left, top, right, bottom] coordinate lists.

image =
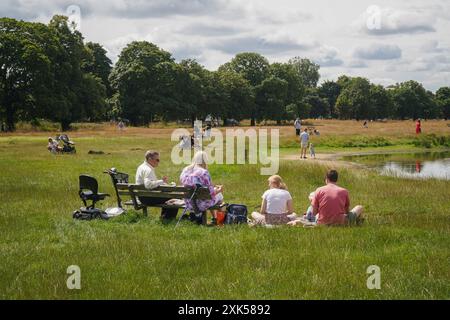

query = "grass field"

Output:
[[0, 120, 449, 299]]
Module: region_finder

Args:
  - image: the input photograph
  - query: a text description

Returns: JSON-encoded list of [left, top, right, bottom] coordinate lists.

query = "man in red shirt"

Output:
[[289, 170, 364, 226]]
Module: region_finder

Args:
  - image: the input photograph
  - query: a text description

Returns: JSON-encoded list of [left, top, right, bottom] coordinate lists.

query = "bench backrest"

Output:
[[105, 168, 213, 211], [116, 183, 212, 200]]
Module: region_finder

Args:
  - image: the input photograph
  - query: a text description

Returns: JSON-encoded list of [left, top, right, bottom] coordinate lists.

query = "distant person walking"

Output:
[[309, 143, 316, 159], [118, 120, 125, 131], [415, 119, 422, 134], [300, 128, 309, 159], [294, 118, 302, 136]]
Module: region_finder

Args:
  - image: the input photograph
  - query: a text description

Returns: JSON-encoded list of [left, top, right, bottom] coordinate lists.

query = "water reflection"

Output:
[[343, 151, 450, 180]]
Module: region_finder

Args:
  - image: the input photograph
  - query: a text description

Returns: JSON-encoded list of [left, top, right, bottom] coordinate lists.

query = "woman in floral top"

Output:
[[180, 151, 224, 213]]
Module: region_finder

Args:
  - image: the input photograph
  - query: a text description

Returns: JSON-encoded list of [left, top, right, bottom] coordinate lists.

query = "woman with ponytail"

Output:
[[250, 175, 297, 226]]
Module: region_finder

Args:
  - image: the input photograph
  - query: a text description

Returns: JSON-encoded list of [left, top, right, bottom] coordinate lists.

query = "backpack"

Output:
[[73, 207, 109, 220], [225, 204, 248, 224]]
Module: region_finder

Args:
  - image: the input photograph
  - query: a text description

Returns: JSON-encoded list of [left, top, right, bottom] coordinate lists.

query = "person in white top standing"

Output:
[[299, 128, 310, 159], [136, 150, 178, 220], [294, 118, 302, 136], [250, 175, 297, 226]]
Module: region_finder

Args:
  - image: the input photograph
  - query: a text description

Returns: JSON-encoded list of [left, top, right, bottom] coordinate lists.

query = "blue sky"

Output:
[[1, 0, 449, 91]]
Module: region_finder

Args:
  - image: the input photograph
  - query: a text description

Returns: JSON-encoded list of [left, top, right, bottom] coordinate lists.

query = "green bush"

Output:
[[412, 134, 450, 148], [15, 120, 60, 132], [320, 136, 394, 148]]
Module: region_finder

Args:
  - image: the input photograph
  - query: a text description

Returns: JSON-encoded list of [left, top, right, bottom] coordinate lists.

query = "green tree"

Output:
[[0, 18, 55, 131], [202, 70, 228, 124], [389, 81, 439, 119], [335, 77, 372, 120], [370, 84, 392, 119], [78, 73, 107, 121], [303, 88, 330, 118], [83, 42, 113, 97], [288, 57, 320, 88], [269, 63, 305, 106], [336, 75, 352, 89], [318, 80, 341, 117], [218, 70, 253, 123], [255, 76, 288, 124], [219, 52, 270, 125], [177, 59, 210, 124], [46, 15, 100, 130], [435, 87, 450, 119], [109, 41, 174, 126]]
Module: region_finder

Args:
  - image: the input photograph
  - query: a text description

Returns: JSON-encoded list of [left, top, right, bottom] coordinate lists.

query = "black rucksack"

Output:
[[225, 204, 248, 224], [73, 207, 109, 220]]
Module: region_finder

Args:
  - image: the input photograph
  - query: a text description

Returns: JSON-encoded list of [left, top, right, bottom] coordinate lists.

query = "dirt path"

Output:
[[282, 152, 362, 168]]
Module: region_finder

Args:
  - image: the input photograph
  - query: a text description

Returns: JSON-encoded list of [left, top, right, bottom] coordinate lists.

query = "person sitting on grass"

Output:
[[47, 137, 61, 154], [180, 151, 224, 222], [302, 192, 317, 223], [288, 170, 364, 227], [250, 175, 297, 226]]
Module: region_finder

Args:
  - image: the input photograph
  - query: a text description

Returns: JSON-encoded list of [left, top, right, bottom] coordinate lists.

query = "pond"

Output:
[[342, 151, 450, 180]]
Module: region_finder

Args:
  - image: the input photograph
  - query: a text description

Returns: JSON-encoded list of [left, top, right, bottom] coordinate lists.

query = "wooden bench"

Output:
[[105, 169, 225, 224]]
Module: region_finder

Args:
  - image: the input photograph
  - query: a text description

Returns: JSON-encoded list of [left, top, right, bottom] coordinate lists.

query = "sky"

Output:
[[1, 0, 450, 91]]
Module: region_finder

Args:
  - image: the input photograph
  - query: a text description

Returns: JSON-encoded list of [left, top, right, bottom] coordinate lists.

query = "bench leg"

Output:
[[143, 206, 148, 217]]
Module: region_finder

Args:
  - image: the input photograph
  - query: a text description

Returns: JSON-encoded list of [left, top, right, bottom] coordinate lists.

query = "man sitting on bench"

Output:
[[135, 150, 178, 220]]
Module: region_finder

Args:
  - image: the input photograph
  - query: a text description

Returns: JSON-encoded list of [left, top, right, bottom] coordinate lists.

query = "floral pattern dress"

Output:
[[180, 166, 217, 212]]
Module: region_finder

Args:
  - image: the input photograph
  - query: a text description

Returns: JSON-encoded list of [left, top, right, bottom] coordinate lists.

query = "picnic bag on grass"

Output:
[[225, 204, 248, 224], [73, 207, 109, 220]]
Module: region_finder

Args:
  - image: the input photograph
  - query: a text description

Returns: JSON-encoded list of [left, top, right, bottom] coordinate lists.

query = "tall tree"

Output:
[[219, 52, 270, 125], [0, 18, 55, 131], [47, 15, 93, 130], [370, 84, 391, 119], [109, 41, 174, 126], [288, 57, 320, 88], [83, 42, 113, 97], [255, 76, 288, 124], [335, 77, 372, 120], [269, 63, 304, 104], [318, 80, 341, 117], [303, 88, 330, 118], [218, 70, 253, 122], [336, 75, 352, 89], [389, 81, 439, 119], [177, 59, 208, 124], [435, 87, 450, 119]]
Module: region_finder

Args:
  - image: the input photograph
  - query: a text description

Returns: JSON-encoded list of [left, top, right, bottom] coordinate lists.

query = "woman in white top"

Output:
[[250, 175, 297, 226]]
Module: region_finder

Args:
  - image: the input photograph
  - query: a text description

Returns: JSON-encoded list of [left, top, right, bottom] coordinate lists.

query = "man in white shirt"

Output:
[[136, 150, 178, 219], [300, 128, 309, 159], [294, 118, 302, 136]]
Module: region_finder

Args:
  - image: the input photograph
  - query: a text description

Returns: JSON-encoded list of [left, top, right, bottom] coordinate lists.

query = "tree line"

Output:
[[1, 16, 449, 131]]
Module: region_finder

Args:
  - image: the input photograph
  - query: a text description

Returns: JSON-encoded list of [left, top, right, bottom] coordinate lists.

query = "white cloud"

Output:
[[370, 77, 397, 87], [1, 0, 449, 91], [354, 44, 402, 60], [314, 46, 343, 67], [354, 6, 436, 36]]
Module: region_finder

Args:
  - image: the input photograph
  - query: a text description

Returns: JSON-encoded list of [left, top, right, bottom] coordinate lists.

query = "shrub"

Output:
[[412, 134, 450, 148]]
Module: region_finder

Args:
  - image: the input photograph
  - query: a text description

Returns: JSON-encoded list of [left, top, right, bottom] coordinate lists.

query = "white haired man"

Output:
[[136, 150, 178, 220]]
